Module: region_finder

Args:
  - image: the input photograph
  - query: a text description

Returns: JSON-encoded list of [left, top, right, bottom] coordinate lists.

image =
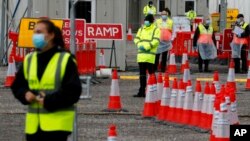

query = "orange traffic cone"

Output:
[[181, 48, 188, 73], [105, 69, 125, 112], [183, 60, 191, 87], [107, 124, 118, 141], [229, 89, 239, 125], [4, 56, 16, 87], [199, 82, 210, 130], [190, 80, 203, 127], [156, 72, 163, 115], [99, 49, 106, 69], [227, 59, 236, 91], [175, 79, 185, 123], [180, 80, 193, 125], [207, 83, 216, 130], [142, 74, 157, 118], [210, 85, 225, 141], [127, 25, 133, 41], [167, 51, 177, 74], [213, 71, 221, 93], [166, 78, 178, 122], [245, 63, 250, 90], [213, 88, 230, 141], [157, 72, 171, 121]]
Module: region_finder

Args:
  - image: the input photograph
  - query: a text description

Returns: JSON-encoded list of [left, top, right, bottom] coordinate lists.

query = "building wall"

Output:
[[165, 0, 208, 17]]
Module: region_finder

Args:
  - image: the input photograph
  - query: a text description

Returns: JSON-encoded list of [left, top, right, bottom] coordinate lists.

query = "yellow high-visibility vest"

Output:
[[198, 24, 214, 44], [143, 5, 156, 16], [23, 51, 75, 134]]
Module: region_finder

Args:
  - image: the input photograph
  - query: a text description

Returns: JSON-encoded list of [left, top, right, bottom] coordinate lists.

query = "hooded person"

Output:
[[143, 1, 157, 16], [133, 14, 160, 97]]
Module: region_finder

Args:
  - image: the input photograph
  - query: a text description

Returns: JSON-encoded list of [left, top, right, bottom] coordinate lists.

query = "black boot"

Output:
[[234, 58, 240, 73], [134, 76, 146, 97]]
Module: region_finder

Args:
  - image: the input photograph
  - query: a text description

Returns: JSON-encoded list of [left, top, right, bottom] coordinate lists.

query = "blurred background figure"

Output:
[[193, 16, 217, 72], [185, 6, 197, 31], [154, 8, 173, 72], [143, 1, 156, 16]]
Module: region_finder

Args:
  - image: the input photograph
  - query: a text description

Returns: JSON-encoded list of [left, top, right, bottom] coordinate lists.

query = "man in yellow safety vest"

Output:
[[154, 8, 173, 72], [193, 17, 217, 72], [143, 1, 157, 16], [133, 14, 160, 97], [230, 14, 250, 73]]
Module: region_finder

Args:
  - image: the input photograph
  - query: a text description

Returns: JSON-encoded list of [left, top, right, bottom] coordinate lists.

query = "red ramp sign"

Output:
[[86, 23, 123, 40]]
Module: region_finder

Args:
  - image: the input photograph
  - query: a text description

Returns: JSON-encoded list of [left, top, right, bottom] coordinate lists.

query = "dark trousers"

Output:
[[234, 46, 248, 73], [26, 127, 71, 141], [154, 51, 168, 72], [138, 62, 155, 96], [198, 53, 210, 71]]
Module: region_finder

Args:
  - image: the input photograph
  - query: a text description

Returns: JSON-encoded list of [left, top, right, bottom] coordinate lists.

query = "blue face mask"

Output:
[[144, 21, 151, 27], [32, 34, 48, 49], [162, 15, 168, 20], [205, 20, 211, 25]]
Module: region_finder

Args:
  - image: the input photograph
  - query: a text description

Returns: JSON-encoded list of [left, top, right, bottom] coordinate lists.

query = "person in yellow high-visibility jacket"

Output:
[[230, 14, 250, 73], [143, 1, 157, 16], [154, 8, 173, 72], [133, 14, 160, 97], [185, 7, 197, 31], [11, 19, 82, 141]]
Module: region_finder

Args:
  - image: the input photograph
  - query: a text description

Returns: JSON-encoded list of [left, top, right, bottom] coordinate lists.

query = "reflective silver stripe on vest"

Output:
[[28, 106, 75, 113]]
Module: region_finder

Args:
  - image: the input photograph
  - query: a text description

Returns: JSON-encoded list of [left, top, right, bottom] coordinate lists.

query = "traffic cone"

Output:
[[229, 89, 239, 125], [227, 59, 236, 91], [190, 80, 203, 127], [213, 88, 230, 141], [4, 56, 16, 87], [181, 48, 188, 73], [105, 69, 124, 112], [127, 24, 133, 41], [167, 51, 177, 74], [107, 124, 118, 141], [207, 83, 216, 130], [157, 72, 171, 121], [156, 72, 163, 115], [180, 80, 193, 125], [199, 82, 210, 130], [175, 79, 185, 123], [183, 60, 191, 87], [210, 85, 225, 141], [245, 63, 250, 90], [142, 74, 157, 118], [99, 49, 106, 69], [166, 78, 178, 122], [213, 71, 221, 94]]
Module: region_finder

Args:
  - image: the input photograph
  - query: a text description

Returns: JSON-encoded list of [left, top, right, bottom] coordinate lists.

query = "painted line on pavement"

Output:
[[120, 76, 247, 83]]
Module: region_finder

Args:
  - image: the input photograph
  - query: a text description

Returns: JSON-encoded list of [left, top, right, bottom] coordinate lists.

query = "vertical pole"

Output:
[[27, 0, 33, 17], [70, 0, 76, 55], [220, 0, 227, 32], [0, 0, 6, 65]]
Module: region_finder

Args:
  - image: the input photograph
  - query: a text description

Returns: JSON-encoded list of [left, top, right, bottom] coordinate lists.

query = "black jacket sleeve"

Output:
[[11, 64, 31, 105], [193, 26, 200, 47], [43, 55, 82, 112], [240, 24, 250, 38]]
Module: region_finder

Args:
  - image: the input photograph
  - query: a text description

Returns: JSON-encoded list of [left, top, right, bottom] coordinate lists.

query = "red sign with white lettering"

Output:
[[86, 23, 123, 40], [62, 19, 85, 48], [223, 28, 233, 51]]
